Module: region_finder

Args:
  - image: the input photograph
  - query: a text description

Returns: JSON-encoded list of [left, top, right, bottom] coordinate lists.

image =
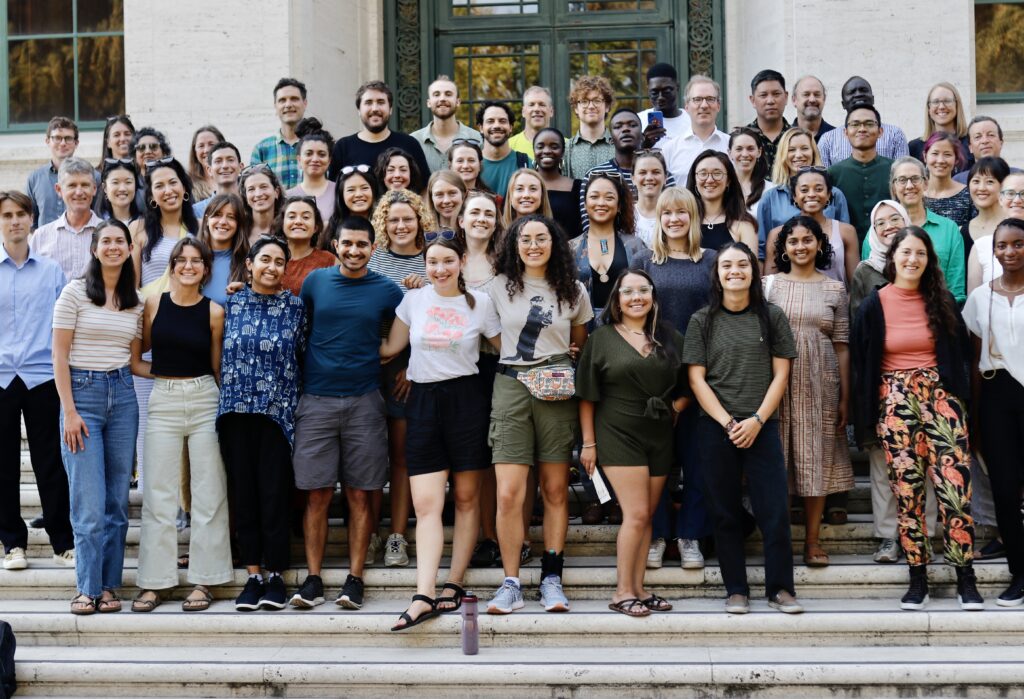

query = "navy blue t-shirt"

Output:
[[299, 267, 404, 397]]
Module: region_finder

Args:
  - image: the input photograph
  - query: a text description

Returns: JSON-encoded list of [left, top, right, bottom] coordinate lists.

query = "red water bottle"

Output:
[[461, 591, 479, 655]]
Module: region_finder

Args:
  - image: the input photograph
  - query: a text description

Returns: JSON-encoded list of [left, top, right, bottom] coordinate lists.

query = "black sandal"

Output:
[[640, 594, 673, 612], [608, 598, 650, 617], [391, 594, 439, 632], [436, 582, 465, 613]]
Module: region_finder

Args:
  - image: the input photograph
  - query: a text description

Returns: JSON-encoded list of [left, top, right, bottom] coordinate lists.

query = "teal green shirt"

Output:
[[829, 156, 893, 244]]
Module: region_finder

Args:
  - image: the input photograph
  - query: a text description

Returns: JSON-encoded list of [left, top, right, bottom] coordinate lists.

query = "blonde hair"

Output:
[[650, 187, 703, 264], [503, 168, 553, 222], [426, 169, 466, 227], [370, 188, 436, 251], [924, 82, 968, 140], [770, 127, 822, 185]]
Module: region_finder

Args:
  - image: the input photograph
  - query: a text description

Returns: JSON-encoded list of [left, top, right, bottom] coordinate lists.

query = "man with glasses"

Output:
[[818, 76, 909, 167], [250, 78, 308, 190], [193, 143, 243, 219], [954, 116, 1021, 184], [791, 75, 834, 143], [661, 75, 730, 185], [328, 81, 430, 182], [29, 157, 103, 281], [829, 103, 893, 243], [27, 116, 95, 229], [508, 86, 555, 160], [564, 75, 616, 179], [411, 75, 482, 174], [746, 70, 791, 172], [637, 62, 691, 146]]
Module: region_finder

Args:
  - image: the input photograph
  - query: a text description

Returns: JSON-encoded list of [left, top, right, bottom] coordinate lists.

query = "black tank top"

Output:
[[700, 221, 734, 251], [150, 294, 214, 378], [589, 233, 629, 310]]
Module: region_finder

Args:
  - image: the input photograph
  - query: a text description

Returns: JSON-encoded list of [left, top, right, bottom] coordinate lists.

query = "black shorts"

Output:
[[406, 374, 490, 476]]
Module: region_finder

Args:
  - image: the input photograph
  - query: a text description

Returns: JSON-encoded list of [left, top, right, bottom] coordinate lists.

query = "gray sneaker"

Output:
[[384, 533, 409, 567], [366, 533, 384, 564], [539, 574, 570, 612], [486, 580, 524, 614], [874, 538, 901, 563], [678, 539, 705, 569]]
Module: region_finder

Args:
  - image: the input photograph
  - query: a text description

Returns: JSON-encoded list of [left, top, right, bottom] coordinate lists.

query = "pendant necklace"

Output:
[[598, 237, 610, 281], [704, 214, 722, 231], [998, 276, 1024, 293]]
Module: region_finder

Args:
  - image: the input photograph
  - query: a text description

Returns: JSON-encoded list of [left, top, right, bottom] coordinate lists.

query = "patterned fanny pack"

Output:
[[499, 363, 576, 401]]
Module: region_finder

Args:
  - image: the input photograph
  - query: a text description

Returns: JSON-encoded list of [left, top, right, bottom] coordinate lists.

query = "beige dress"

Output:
[[765, 275, 854, 497]]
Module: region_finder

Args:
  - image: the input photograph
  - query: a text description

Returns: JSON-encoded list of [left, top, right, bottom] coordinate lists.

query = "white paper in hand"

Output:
[[591, 466, 612, 504]]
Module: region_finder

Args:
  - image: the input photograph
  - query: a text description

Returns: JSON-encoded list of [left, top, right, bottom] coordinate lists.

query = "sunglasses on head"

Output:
[[424, 229, 457, 244], [241, 163, 272, 177], [451, 138, 482, 147], [145, 157, 174, 169], [340, 164, 371, 176], [104, 158, 134, 167], [106, 114, 131, 124]]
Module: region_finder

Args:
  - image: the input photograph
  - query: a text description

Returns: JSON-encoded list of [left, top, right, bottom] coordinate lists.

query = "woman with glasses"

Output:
[[196, 193, 251, 306], [218, 236, 306, 611], [577, 269, 687, 617], [764, 169, 859, 285], [382, 231, 502, 630], [533, 127, 583, 240], [729, 127, 770, 216], [376, 147, 423, 195], [756, 129, 850, 260], [878, 157, 965, 302], [923, 132, 974, 228], [98, 115, 135, 167], [368, 189, 435, 568], [968, 171, 1024, 294], [632, 150, 670, 248], [188, 126, 226, 202], [130, 237, 230, 613], [486, 214, 592, 615], [240, 164, 285, 243], [909, 83, 972, 174], [53, 220, 144, 615], [685, 150, 758, 253], [504, 168, 553, 224], [325, 165, 380, 251], [95, 158, 142, 225], [286, 118, 337, 224], [962, 157, 1010, 262], [427, 169, 466, 231]]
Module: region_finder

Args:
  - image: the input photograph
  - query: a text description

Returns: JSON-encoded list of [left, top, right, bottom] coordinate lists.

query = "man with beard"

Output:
[[817, 76, 909, 167], [250, 78, 307, 190], [329, 81, 430, 182], [477, 101, 530, 196], [411, 75, 482, 174], [661, 75, 729, 185], [508, 86, 555, 160], [791, 75, 834, 143], [638, 62, 691, 147]]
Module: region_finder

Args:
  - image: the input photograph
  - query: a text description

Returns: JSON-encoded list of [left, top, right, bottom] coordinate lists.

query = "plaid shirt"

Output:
[[250, 131, 300, 189], [564, 129, 615, 180]]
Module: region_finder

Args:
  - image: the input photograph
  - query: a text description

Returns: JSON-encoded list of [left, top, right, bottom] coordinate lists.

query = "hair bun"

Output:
[[295, 117, 324, 138]]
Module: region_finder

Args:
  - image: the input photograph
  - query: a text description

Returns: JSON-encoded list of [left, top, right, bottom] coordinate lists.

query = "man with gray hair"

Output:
[[508, 85, 555, 160], [661, 75, 730, 184], [29, 157, 103, 280], [791, 75, 834, 142]]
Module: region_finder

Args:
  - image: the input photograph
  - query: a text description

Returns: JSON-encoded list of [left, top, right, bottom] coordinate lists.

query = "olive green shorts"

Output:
[[488, 372, 580, 465]]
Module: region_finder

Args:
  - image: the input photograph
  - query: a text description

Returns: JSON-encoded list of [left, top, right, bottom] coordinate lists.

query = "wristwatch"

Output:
[[751, 412, 763, 425]]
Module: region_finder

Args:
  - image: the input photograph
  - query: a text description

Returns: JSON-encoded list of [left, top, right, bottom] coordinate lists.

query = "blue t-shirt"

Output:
[[202, 248, 232, 306], [299, 266, 404, 397]]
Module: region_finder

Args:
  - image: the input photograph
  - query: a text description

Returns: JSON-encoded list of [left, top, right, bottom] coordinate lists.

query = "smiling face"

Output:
[[450, 146, 481, 185], [275, 85, 307, 128], [994, 223, 1024, 274], [616, 272, 654, 321], [783, 225, 821, 270], [206, 202, 238, 250], [585, 177, 619, 226], [108, 121, 133, 159], [334, 227, 374, 274], [57, 172, 97, 216], [426, 79, 459, 120], [342, 174, 373, 215], [459, 194, 497, 245], [633, 155, 666, 198], [927, 86, 957, 129], [841, 77, 874, 110], [533, 131, 564, 170], [793, 172, 829, 215], [1000, 173, 1024, 219], [194, 131, 219, 174], [299, 139, 330, 179], [171, 243, 206, 289], [694, 155, 728, 202], [729, 133, 761, 176], [134, 135, 163, 170], [425, 242, 463, 292], [522, 89, 554, 130], [244, 172, 278, 216], [891, 233, 929, 286], [659, 201, 690, 243], [517, 219, 553, 270], [969, 119, 1003, 159], [510, 172, 543, 215], [431, 179, 463, 225], [846, 107, 881, 151], [685, 80, 721, 130], [149, 166, 185, 213], [872, 204, 906, 242], [93, 224, 131, 271], [283, 201, 317, 244], [385, 201, 419, 250], [103, 167, 136, 211], [359, 89, 392, 133], [925, 139, 957, 179], [793, 77, 825, 121], [246, 241, 287, 293], [969, 170, 1002, 211], [750, 80, 787, 121], [716, 246, 753, 292], [892, 162, 926, 208], [574, 90, 608, 128], [47, 127, 77, 163], [647, 76, 678, 113], [209, 147, 241, 188], [609, 112, 642, 151], [785, 134, 814, 171], [480, 106, 511, 147], [0, 199, 31, 246], [384, 155, 412, 191]]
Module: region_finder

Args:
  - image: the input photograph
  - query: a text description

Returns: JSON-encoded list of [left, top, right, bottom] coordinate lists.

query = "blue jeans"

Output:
[[60, 367, 138, 597]]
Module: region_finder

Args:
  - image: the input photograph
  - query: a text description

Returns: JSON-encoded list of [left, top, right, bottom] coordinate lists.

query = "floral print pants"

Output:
[[876, 368, 974, 567]]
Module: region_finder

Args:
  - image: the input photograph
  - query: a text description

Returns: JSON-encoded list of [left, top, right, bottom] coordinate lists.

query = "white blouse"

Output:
[[962, 283, 1024, 385]]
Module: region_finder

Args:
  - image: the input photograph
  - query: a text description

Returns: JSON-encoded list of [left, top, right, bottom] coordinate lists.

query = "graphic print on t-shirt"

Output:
[[504, 295, 553, 362], [422, 304, 468, 354]]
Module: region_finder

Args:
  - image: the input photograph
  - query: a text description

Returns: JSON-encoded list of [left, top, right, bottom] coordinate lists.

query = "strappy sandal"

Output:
[[608, 598, 650, 617], [70, 593, 96, 615], [803, 544, 830, 568], [97, 591, 122, 613], [177, 554, 190, 570], [391, 594, 440, 632], [131, 589, 161, 613], [640, 594, 673, 612], [182, 585, 213, 612], [436, 582, 465, 613]]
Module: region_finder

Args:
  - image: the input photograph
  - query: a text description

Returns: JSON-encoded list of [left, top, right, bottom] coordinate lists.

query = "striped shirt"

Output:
[[52, 279, 143, 371], [368, 248, 425, 294], [30, 211, 105, 281], [817, 123, 910, 167], [250, 131, 301, 189]]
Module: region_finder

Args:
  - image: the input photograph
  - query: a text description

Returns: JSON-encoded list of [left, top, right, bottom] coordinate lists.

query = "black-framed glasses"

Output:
[[340, 164, 371, 176], [145, 157, 174, 169], [424, 229, 457, 244], [103, 158, 134, 167]]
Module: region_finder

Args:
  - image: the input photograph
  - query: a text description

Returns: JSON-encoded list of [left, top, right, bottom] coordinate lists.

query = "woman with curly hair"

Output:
[[286, 118, 337, 224], [368, 188, 436, 567], [763, 216, 852, 567], [851, 226, 981, 610], [376, 147, 423, 195], [486, 214, 592, 615]]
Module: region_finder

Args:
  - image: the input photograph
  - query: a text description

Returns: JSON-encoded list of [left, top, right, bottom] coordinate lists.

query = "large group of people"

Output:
[[2, 64, 1023, 628]]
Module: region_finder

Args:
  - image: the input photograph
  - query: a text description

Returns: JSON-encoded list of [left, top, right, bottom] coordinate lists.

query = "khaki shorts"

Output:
[[488, 372, 579, 465]]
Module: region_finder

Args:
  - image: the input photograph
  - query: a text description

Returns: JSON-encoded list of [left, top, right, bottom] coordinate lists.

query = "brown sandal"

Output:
[[131, 589, 161, 612], [803, 544, 830, 568], [182, 585, 213, 612], [608, 598, 650, 617], [70, 593, 96, 615], [97, 591, 122, 613]]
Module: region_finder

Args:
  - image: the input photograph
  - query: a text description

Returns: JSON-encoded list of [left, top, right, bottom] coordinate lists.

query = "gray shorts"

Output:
[[292, 391, 389, 490]]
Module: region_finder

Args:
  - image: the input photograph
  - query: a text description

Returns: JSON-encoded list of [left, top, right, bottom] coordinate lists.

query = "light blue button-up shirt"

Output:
[[0, 245, 66, 389]]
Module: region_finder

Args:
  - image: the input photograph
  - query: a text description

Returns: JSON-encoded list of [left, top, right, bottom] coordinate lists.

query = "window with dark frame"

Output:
[[976, 0, 1024, 102]]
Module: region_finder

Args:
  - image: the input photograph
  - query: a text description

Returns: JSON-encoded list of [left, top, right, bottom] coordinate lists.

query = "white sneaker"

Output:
[[52, 549, 75, 567], [647, 538, 666, 569], [678, 539, 705, 569], [366, 533, 383, 564], [874, 538, 901, 563], [383, 533, 409, 567], [3, 547, 27, 570]]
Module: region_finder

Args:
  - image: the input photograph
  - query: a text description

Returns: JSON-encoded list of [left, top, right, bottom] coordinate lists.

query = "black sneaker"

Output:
[[976, 538, 1007, 560], [520, 541, 533, 566], [259, 574, 287, 610], [335, 574, 364, 609], [900, 565, 929, 610], [470, 538, 501, 568], [290, 574, 325, 608], [997, 575, 1024, 607], [235, 576, 265, 611], [956, 566, 985, 611]]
